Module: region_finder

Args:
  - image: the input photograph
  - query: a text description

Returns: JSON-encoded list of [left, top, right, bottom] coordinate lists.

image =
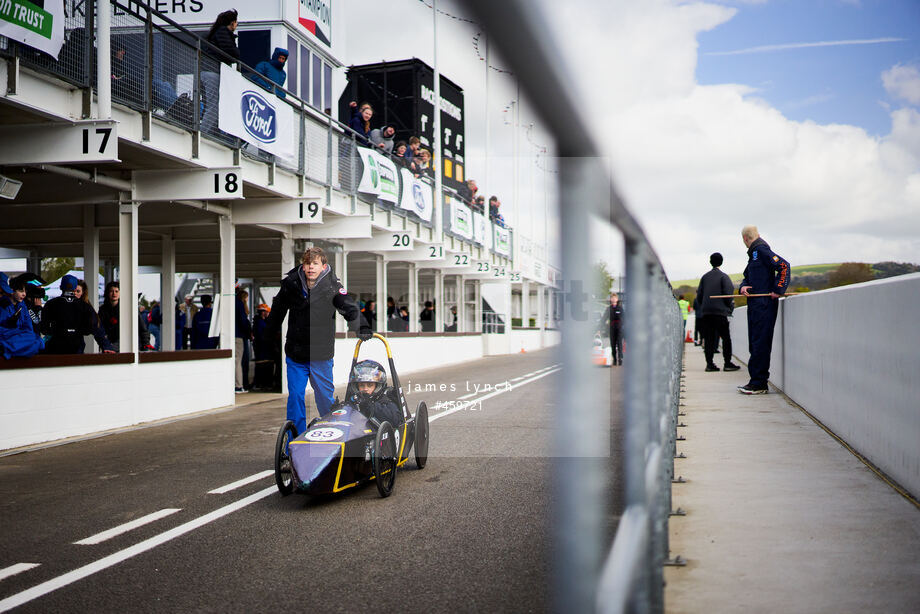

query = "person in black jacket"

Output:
[[695, 252, 741, 373], [598, 293, 625, 366], [738, 226, 790, 394], [266, 247, 370, 433], [41, 275, 114, 354], [201, 9, 240, 134]]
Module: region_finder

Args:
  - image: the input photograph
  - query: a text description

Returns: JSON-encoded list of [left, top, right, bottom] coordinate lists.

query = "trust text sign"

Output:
[[0, 0, 65, 57]]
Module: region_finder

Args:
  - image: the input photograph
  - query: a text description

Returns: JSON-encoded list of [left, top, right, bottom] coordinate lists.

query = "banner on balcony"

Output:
[[355, 147, 399, 203], [472, 211, 489, 247], [218, 64, 295, 159], [494, 225, 511, 257], [0, 0, 65, 58], [399, 168, 433, 222], [449, 201, 473, 240]]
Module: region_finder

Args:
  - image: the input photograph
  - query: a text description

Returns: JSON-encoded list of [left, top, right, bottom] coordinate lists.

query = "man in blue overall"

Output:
[[738, 226, 790, 395]]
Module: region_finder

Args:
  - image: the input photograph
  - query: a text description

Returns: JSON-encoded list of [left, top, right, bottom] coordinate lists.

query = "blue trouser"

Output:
[[286, 356, 335, 434], [747, 297, 779, 388]]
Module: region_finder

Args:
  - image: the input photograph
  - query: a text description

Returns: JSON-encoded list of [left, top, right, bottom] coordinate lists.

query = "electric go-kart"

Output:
[[273, 333, 429, 498]]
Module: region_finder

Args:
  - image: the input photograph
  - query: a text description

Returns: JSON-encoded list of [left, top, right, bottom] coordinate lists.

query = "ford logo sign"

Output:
[[240, 91, 276, 144], [412, 183, 425, 213]]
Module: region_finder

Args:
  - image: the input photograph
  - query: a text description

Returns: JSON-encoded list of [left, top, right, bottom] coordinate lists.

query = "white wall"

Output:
[[729, 274, 920, 498], [0, 358, 234, 451], [330, 335, 484, 384], [482, 329, 560, 356]]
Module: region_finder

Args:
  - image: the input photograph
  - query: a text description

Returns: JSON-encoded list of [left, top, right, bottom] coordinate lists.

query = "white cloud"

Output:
[[546, 0, 920, 279], [882, 63, 920, 105]]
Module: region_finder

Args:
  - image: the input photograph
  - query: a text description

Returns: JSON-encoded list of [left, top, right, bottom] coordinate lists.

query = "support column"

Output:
[[474, 279, 482, 333], [537, 285, 546, 346], [218, 215, 235, 358], [280, 236, 295, 394], [83, 204, 100, 352], [335, 250, 346, 333], [434, 269, 444, 333], [408, 262, 419, 333], [521, 279, 531, 328], [162, 233, 176, 351], [118, 201, 138, 356], [375, 255, 386, 333], [456, 275, 465, 333]]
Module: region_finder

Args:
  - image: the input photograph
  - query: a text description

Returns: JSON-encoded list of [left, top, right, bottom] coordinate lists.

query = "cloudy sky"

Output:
[[347, 0, 920, 281]]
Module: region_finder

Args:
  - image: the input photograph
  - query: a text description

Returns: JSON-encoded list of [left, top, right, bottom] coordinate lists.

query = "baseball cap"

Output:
[[257, 303, 270, 313], [60, 274, 79, 291]]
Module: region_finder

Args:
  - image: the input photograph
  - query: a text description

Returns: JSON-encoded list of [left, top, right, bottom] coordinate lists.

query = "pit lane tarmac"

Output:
[[0, 348, 624, 613]]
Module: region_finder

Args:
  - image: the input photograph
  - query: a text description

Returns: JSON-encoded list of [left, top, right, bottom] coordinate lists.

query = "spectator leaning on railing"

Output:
[[348, 101, 374, 146], [369, 125, 396, 152], [201, 9, 240, 134], [253, 47, 288, 99], [41, 275, 115, 355]]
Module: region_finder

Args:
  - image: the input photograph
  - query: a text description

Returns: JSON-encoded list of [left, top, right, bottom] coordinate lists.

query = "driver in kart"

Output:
[[349, 360, 403, 428]]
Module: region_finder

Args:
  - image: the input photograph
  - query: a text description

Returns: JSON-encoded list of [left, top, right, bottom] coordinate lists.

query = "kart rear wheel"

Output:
[[274, 420, 297, 496], [373, 421, 397, 498], [414, 401, 429, 469]]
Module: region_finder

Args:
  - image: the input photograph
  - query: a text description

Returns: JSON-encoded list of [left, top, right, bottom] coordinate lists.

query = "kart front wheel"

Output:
[[274, 420, 297, 496], [414, 401, 429, 469], [373, 421, 397, 498]]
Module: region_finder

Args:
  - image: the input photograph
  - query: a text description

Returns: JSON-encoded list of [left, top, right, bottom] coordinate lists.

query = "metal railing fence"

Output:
[[4, 1, 515, 235], [464, 1, 685, 612]]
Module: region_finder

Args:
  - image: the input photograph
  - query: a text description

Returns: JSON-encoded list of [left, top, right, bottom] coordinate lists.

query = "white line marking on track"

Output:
[[74, 509, 182, 546], [429, 367, 561, 424], [0, 487, 276, 613], [208, 470, 274, 494], [0, 564, 39, 582]]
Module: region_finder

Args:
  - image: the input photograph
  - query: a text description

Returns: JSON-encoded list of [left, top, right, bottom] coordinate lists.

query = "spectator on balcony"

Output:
[[182, 295, 197, 349], [474, 195, 486, 213], [386, 296, 396, 318], [415, 148, 433, 178], [405, 136, 421, 163], [201, 9, 240, 135], [176, 301, 187, 351], [348, 101, 374, 146], [41, 275, 114, 355], [458, 179, 478, 206], [192, 294, 219, 350], [369, 126, 396, 153], [137, 298, 152, 351], [489, 196, 506, 227], [253, 47, 288, 99], [111, 42, 143, 106]]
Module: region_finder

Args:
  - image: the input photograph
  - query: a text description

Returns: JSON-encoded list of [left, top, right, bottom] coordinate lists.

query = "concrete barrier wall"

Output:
[[1, 332, 560, 452], [0, 358, 235, 451], [729, 273, 920, 497]]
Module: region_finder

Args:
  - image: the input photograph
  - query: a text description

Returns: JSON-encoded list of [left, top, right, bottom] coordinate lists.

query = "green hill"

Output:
[[671, 263, 842, 290]]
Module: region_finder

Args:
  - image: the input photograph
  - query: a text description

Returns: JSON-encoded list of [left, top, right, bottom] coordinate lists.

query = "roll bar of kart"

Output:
[[349, 334, 411, 421]]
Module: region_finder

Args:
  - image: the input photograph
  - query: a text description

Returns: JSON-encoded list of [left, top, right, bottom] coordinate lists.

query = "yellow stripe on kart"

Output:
[[289, 441, 358, 493]]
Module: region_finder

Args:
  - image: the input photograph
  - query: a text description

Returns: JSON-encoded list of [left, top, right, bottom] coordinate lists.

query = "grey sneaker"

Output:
[[738, 384, 767, 395]]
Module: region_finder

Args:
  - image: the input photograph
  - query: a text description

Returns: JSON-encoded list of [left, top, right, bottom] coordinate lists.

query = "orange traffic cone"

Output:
[[685, 329, 692, 343]]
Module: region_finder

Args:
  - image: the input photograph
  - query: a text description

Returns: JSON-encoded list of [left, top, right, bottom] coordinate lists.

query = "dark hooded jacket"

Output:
[[253, 47, 288, 98], [266, 265, 367, 362]]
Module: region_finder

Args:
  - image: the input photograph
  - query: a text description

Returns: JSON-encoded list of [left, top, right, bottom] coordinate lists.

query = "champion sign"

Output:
[[241, 91, 277, 144]]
